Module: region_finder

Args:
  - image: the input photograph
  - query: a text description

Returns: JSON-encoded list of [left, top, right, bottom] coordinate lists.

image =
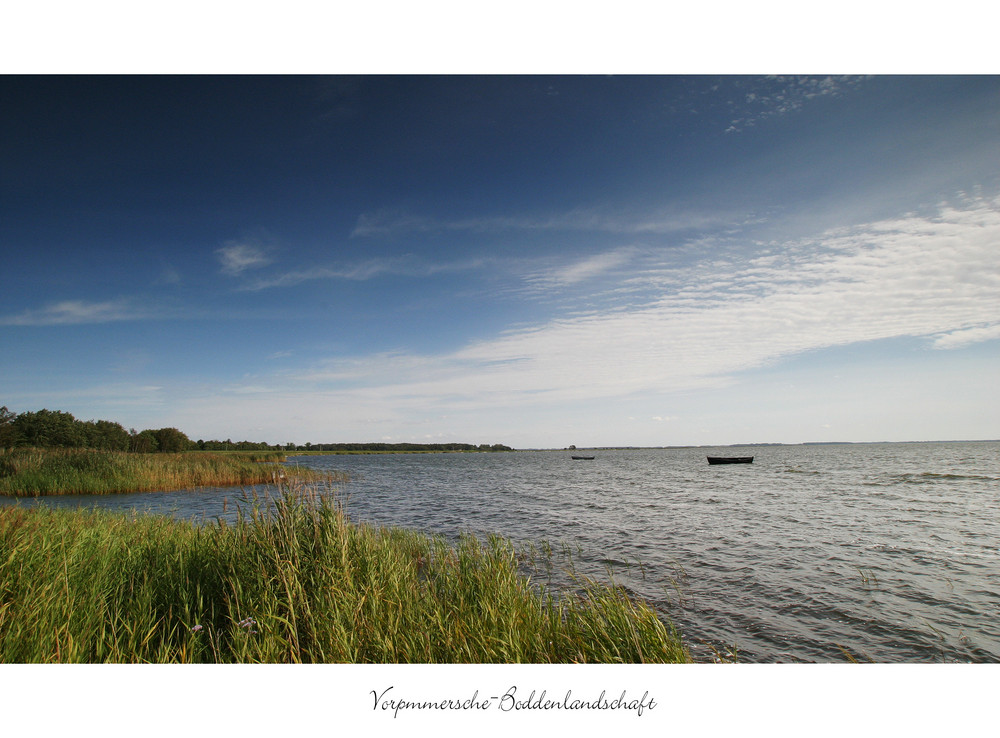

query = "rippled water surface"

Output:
[[6, 442, 999, 662]]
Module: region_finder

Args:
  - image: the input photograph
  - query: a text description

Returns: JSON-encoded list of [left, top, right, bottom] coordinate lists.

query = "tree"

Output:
[[12, 409, 87, 448], [84, 419, 131, 451], [0, 406, 16, 448], [151, 427, 194, 453], [130, 429, 159, 453]]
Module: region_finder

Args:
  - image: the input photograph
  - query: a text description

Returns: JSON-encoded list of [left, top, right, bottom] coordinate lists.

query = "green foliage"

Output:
[[0, 486, 690, 663], [0, 406, 513, 455], [10, 409, 89, 448], [130, 429, 159, 453], [197, 439, 276, 452], [151, 427, 194, 453], [0, 448, 318, 496], [1, 407, 203, 454], [84, 419, 131, 450], [0, 406, 15, 449]]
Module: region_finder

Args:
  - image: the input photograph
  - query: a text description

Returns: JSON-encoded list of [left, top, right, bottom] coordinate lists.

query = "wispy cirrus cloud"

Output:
[[549, 248, 637, 286], [723, 75, 871, 133], [238, 255, 486, 291], [135, 196, 1000, 445], [237, 203, 751, 295], [239, 260, 398, 290], [350, 206, 743, 239], [0, 299, 147, 326], [217, 242, 272, 275], [289, 196, 1000, 409], [520, 247, 640, 295]]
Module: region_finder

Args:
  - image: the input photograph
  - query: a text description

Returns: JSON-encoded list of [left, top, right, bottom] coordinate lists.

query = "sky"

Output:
[[2, 74, 1000, 448]]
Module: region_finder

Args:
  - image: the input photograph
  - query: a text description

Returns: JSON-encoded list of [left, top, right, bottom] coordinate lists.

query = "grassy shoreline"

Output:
[[0, 448, 321, 496], [0, 482, 691, 663]]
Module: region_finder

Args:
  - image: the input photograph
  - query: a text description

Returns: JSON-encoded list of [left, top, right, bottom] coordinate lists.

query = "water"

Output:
[[4, 442, 998, 663]]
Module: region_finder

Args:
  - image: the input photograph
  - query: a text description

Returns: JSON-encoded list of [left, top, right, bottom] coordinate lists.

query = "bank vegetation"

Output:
[[0, 447, 315, 496], [0, 483, 690, 663]]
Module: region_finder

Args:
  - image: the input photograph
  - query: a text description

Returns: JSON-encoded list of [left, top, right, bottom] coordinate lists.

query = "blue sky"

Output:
[[2, 75, 999, 447]]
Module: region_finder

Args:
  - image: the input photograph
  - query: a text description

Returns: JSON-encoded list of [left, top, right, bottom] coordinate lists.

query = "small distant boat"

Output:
[[707, 456, 754, 465], [571, 455, 596, 460]]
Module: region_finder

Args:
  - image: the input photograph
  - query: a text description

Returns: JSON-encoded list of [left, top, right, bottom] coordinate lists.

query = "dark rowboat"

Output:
[[707, 456, 754, 465], [571, 455, 596, 460]]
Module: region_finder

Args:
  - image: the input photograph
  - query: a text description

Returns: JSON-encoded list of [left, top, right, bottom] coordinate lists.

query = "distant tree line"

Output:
[[0, 407, 197, 453], [0, 406, 513, 453], [0, 406, 276, 453], [282, 442, 513, 453]]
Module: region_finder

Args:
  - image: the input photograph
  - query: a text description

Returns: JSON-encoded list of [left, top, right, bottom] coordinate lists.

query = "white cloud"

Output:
[[932, 323, 1000, 350], [0, 299, 144, 326], [217, 242, 271, 275], [724, 75, 871, 133], [351, 206, 742, 239], [240, 261, 393, 289], [239, 255, 486, 291], [45, 197, 995, 446], [523, 247, 638, 291], [551, 248, 636, 285], [289, 196, 1000, 411]]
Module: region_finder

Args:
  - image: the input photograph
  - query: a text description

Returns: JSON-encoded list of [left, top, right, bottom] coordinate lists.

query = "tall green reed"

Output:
[[0, 480, 690, 663], [0, 448, 318, 496]]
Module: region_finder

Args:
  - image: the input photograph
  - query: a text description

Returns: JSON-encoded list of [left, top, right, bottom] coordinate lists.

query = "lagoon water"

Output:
[[5, 442, 999, 662]]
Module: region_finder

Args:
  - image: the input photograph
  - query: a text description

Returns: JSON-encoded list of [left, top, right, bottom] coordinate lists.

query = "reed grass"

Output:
[[0, 481, 690, 663], [0, 448, 316, 496]]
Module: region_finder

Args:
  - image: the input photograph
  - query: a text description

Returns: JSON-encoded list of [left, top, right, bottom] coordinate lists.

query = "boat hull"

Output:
[[707, 456, 754, 465]]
